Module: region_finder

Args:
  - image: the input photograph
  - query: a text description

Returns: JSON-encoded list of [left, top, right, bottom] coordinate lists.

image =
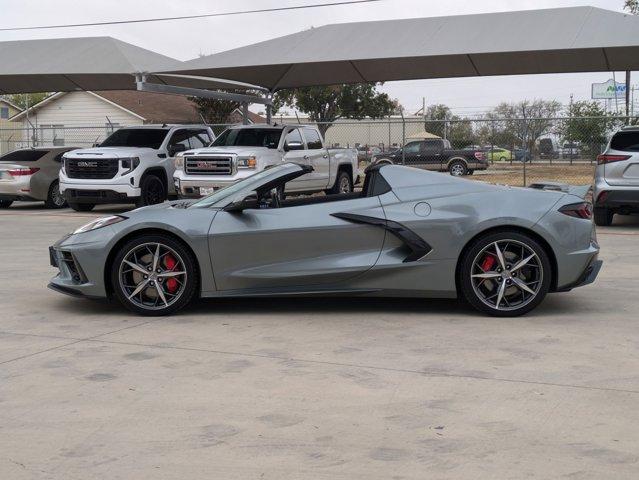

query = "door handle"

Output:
[[323, 154, 328, 158], [303, 155, 309, 160]]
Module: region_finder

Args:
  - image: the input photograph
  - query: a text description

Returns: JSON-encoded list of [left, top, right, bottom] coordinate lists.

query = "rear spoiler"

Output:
[[528, 181, 592, 200]]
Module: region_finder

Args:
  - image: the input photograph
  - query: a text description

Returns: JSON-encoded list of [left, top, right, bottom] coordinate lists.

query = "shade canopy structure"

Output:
[[0, 36, 260, 94], [167, 6, 639, 90], [407, 131, 442, 140]]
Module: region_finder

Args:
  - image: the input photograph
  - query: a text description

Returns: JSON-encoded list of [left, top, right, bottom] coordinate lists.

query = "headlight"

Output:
[[120, 157, 140, 175], [61, 155, 68, 175], [237, 156, 257, 169], [175, 153, 185, 169], [72, 215, 127, 235]]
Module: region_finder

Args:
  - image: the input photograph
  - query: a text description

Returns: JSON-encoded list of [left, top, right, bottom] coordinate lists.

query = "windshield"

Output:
[[211, 128, 283, 149], [189, 164, 299, 209], [100, 129, 169, 149]]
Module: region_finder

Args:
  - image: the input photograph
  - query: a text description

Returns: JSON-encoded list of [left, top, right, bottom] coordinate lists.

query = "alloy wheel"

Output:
[[470, 239, 543, 312], [450, 164, 465, 176], [118, 242, 188, 311], [339, 175, 351, 193], [51, 183, 66, 207]]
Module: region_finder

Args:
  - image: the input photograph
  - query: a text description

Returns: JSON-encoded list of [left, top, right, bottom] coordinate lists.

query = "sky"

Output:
[[0, 0, 635, 117]]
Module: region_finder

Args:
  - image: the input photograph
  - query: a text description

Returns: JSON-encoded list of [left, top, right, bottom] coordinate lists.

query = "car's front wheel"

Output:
[[110, 234, 198, 316], [459, 231, 551, 317], [136, 174, 166, 208]]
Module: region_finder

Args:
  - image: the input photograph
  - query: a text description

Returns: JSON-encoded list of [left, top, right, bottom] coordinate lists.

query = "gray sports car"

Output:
[[49, 163, 602, 317]]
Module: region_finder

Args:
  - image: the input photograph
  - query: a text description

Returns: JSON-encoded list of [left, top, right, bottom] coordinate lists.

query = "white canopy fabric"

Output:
[[167, 6, 639, 90], [0, 36, 249, 94], [407, 131, 441, 139]]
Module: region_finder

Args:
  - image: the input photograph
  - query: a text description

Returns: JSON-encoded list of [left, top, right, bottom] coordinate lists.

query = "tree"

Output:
[[274, 83, 397, 136], [625, 0, 639, 14], [423, 104, 451, 138], [559, 101, 621, 159], [491, 100, 562, 151], [2, 93, 49, 110], [190, 93, 242, 125]]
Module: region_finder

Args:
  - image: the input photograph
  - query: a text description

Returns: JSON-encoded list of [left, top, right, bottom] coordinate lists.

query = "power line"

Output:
[[0, 0, 383, 32]]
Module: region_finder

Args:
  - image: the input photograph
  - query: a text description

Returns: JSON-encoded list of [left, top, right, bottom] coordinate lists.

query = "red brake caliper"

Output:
[[163, 254, 179, 293], [481, 255, 496, 272]]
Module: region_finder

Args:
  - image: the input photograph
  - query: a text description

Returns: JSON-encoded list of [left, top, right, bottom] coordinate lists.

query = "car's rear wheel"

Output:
[[0, 200, 12, 208], [328, 170, 353, 194], [45, 181, 67, 209], [111, 234, 198, 316], [68, 202, 95, 212], [593, 207, 614, 227], [449, 160, 468, 176], [136, 174, 166, 208], [499, 156, 506, 162], [459, 231, 551, 317]]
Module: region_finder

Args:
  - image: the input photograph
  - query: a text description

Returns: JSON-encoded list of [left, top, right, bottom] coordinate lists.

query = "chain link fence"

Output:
[[1, 116, 631, 187]]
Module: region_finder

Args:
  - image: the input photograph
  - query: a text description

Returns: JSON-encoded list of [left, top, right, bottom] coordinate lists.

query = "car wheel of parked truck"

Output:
[[111, 234, 198, 316], [136, 174, 166, 208], [449, 160, 468, 176], [328, 170, 353, 194], [45, 181, 67, 209]]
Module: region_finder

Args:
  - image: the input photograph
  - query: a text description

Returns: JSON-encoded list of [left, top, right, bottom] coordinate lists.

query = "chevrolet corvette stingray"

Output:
[[49, 163, 601, 316]]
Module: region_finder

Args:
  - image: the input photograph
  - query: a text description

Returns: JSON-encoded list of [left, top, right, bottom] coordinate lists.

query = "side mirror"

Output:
[[224, 191, 259, 213], [168, 144, 187, 157], [284, 141, 304, 152]]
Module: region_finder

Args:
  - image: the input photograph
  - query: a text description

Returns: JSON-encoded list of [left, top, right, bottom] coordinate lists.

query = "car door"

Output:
[[301, 127, 330, 190], [281, 127, 312, 192], [421, 139, 444, 170], [401, 141, 423, 165], [208, 169, 386, 291]]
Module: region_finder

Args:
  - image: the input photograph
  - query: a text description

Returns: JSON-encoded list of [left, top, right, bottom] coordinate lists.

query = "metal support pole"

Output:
[[522, 106, 528, 187], [242, 102, 249, 125], [401, 110, 406, 165]]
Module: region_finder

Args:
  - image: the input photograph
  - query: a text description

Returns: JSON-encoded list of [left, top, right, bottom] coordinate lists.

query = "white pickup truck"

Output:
[[60, 125, 214, 211], [173, 124, 359, 198]]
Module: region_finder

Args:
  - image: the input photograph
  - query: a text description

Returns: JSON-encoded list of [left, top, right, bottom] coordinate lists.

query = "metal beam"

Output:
[[136, 76, 272, 105]]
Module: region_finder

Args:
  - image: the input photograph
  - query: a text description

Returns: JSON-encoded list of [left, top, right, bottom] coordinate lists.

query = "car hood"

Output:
[[64, 147, 155, 158], [183, 146, 271, 156]]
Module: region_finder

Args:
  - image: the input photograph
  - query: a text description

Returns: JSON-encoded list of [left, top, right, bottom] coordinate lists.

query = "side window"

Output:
[[284, 128, 304, 151], [187, 129, 211, 149], [0, 107, 9, 119], [422, 140, 441, 155], [167, 129, 191, 155], [403, 142, 421, 155], [303, 128, 323, 149]]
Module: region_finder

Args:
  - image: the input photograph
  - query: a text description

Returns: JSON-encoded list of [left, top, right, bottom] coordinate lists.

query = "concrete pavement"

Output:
[[1, 203, 638, 479]]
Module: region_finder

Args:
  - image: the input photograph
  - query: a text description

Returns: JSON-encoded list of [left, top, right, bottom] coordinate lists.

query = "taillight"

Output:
[[597, 154, 630, 164], [596, 191, 609, 205], [559, 202, 593, 220], [8, 167, 40, 176], [474, 151, 486, 161]]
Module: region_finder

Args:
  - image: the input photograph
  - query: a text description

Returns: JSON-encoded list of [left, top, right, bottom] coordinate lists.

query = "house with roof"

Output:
[[9, 90, 207, 148], [0, 97, 23, 154]]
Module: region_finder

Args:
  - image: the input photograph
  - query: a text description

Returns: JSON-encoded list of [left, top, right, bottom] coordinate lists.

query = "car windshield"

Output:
[[189, 164, 299, 209], [211, 128, 283, 149], [100, 129, 169, 149]]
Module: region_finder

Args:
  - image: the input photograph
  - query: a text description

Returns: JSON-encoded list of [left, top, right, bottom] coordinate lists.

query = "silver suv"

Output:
[[593, 127, 639, 226]]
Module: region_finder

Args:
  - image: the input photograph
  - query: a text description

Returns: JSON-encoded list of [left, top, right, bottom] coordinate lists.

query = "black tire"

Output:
[[68, 202, 95, 212], [594, 208, 614, 227], [328, 169, 353, 195], [44, 181, 67, 209], [0, 200, 12, 208], [136, 174, 166, 208], [499, 156, 506, 162], [110, 234, 198, 316], [448, 160, 468, 177], [459, 231, 552, 317], [467, 169, 474, 175]]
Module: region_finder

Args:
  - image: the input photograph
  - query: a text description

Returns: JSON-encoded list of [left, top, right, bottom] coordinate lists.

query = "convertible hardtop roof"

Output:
[[378, 164, 491, 189]]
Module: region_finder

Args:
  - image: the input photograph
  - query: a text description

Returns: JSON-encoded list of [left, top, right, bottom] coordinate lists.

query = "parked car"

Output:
[[372, 138, 488, 176], [561, 142, 580, 159], [60, 125, 215, 211], [538, 138, 560, 160], [486, 147, 513, 162], [0, 147, 77, 209], [357, 145, 382, 162], [513, 148, 532, 162], [593, 126, 639, 226], [49, 163, 601, 317], [173, 124, 358, 198]]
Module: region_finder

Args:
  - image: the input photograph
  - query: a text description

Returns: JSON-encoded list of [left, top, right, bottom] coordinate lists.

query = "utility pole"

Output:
[[626, 71, 632, 123]]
